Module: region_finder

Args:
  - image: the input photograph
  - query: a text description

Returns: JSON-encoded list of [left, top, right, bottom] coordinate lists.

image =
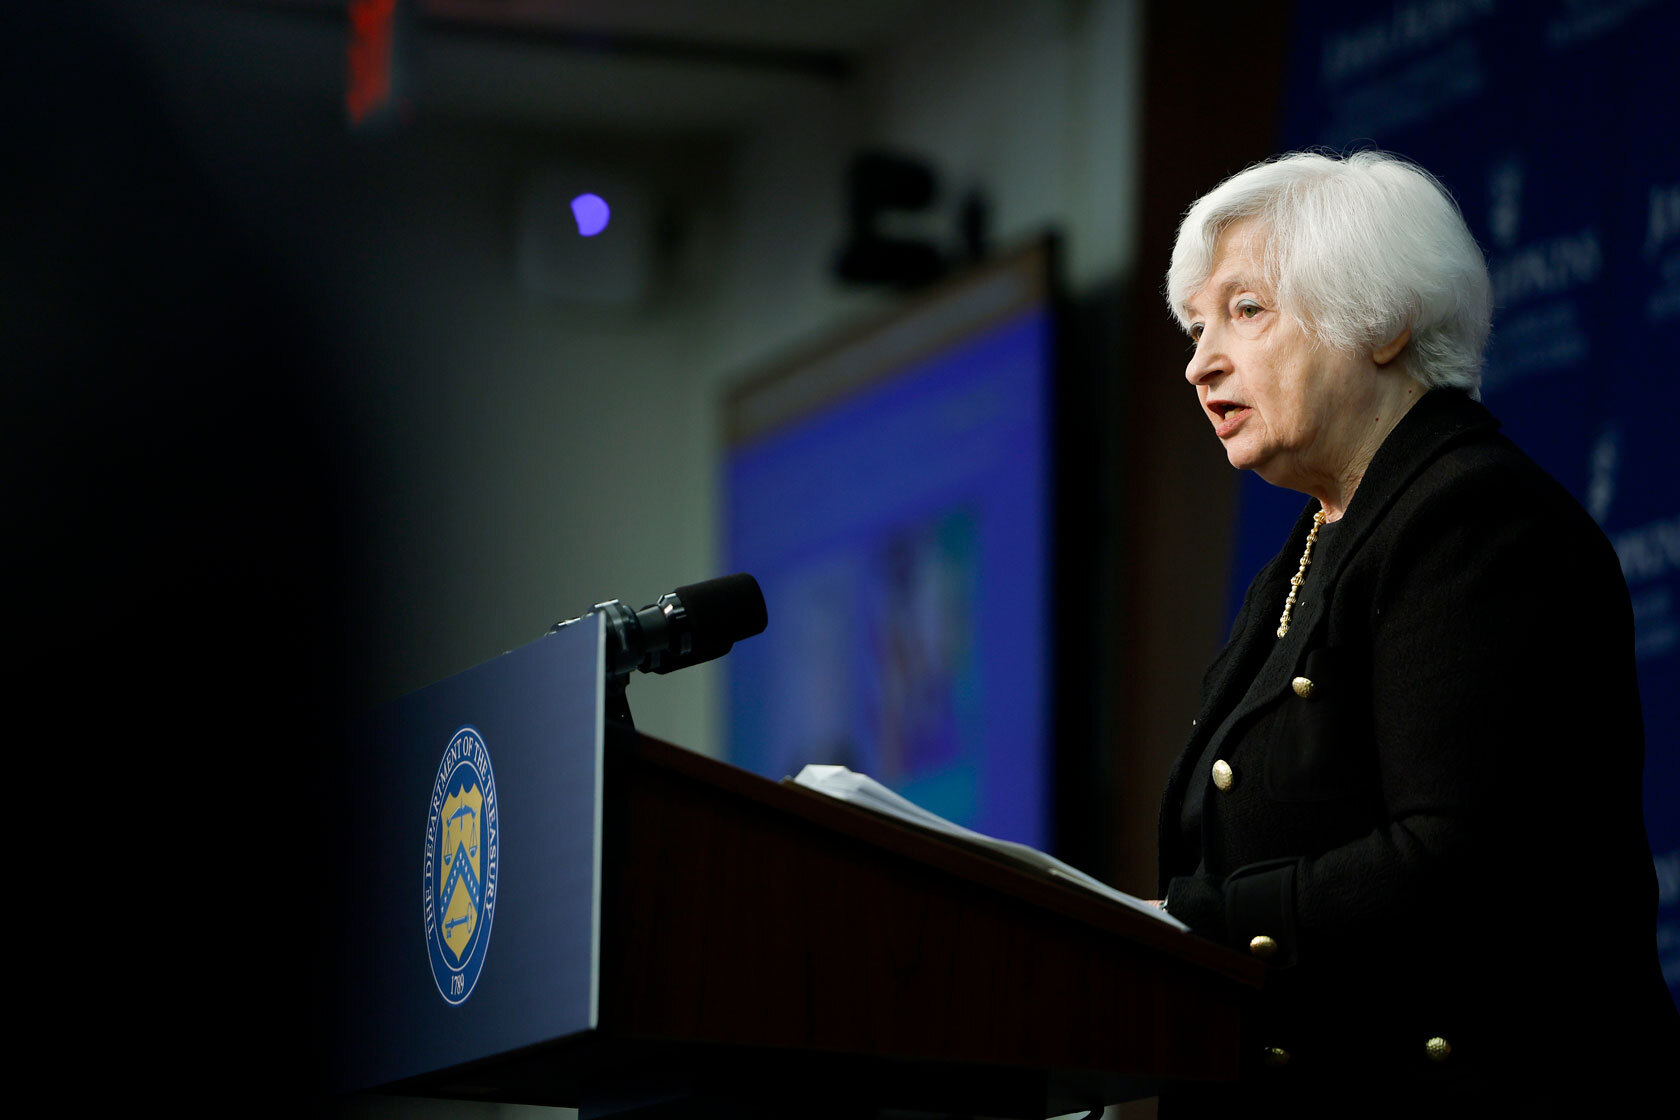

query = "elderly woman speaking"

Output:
[[1155, 152, 1677, 1116]]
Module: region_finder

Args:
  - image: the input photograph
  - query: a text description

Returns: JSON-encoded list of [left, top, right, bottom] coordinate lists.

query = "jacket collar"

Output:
[[1305, 387, 1500, 594]]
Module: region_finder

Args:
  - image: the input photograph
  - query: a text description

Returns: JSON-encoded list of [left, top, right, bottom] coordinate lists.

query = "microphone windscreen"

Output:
[[673, 573, 767, 663]]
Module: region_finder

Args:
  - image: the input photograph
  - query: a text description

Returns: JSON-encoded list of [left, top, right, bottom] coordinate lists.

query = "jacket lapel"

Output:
[[1157, 499, 1318, 882], [1198, 502, 1319, 718]]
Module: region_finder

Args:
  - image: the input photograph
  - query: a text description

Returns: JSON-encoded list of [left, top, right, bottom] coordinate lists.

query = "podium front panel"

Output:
[[330, 617, 604, 1092]]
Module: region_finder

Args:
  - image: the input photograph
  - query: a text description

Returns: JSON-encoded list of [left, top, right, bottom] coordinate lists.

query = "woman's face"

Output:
[[1181, 219, 1374, 496]]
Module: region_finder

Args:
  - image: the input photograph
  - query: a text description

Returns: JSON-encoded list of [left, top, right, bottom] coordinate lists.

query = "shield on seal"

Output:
[[437, 780, 484, 961]]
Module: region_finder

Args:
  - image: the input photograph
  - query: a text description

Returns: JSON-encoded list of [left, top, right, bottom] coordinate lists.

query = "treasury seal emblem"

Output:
[[423, 725, 500, 1005]]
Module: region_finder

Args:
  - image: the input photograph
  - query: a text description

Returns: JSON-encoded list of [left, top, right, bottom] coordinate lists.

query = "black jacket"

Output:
[[1158, 389, 1677, 1116]]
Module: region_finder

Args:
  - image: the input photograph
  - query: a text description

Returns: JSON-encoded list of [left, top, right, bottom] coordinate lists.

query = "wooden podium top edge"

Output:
[[611, 726, 1266, 991]]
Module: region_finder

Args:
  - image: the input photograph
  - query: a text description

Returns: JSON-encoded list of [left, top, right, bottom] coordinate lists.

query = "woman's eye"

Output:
[[1236, 301, 1262, 319], [1189, 324, 1203, 342]]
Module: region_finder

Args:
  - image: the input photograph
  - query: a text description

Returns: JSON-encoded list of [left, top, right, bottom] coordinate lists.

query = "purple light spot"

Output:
[[570, 193, 610, 237]]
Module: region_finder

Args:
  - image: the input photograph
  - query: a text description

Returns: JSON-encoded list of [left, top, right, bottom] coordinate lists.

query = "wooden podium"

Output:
[[380, 723, 1264, 1117], [334, 621, 1262, 1118]]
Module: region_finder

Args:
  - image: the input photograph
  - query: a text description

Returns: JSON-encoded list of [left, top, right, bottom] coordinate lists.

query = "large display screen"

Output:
[[723, 246, 1054, 848]]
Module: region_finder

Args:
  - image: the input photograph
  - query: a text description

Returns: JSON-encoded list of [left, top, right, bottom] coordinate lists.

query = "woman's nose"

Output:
[[1184, 331, 1224, 385]]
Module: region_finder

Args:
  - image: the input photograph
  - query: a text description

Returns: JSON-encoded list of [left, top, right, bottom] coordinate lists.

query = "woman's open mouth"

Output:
[[1212, 402, 1250, 436]]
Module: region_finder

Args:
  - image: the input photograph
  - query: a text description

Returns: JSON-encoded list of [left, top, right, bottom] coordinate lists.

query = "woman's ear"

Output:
[[1372, 327, 1412, 366]]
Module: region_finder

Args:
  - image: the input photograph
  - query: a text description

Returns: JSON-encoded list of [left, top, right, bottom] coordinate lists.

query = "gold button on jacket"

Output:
[[1291, 675, 1316, 698], [1426, 1036, 1452, 1062], [1261, 1046, 1291, 1068], [1248, 934, 1279, 959], [1211, 759, 1234, 791]]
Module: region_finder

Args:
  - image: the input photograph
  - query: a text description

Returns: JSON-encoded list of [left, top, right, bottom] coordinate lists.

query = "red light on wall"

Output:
[[346, 0, 398, 126]]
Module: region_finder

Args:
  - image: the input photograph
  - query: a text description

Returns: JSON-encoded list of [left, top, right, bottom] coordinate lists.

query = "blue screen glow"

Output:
[[725, 308, 1051, 847]]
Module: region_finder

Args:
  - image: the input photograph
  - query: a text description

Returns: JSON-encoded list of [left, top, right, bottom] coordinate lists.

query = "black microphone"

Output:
[[551, 573, 768, 679]]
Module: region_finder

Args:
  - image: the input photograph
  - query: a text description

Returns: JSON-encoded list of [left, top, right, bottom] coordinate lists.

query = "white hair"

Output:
[[1165, 151, 1491, 399]]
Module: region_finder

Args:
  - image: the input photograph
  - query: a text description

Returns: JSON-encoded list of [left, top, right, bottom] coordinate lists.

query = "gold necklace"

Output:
[[1276, 508, 1327, 638]]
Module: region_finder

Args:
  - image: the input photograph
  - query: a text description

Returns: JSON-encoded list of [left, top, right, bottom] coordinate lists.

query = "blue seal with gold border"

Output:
[[422, 725, 500, 1005]]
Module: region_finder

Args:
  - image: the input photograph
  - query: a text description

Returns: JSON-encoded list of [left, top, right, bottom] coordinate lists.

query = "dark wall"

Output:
[[1103, 0, 1296, 898], [4, 2, 350, 1103]]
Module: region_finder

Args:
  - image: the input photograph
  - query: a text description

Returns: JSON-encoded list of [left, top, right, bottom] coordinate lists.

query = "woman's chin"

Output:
[[1223, 441, 1270, 475]]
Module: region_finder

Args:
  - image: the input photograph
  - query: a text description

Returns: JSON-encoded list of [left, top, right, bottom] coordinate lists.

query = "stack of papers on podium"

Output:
[[791, 764, 1186, 930]]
